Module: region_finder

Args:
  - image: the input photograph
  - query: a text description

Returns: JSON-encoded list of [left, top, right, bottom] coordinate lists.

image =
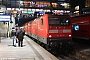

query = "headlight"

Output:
[[49, 35, 52, 38], [69, 35, 71, 37]]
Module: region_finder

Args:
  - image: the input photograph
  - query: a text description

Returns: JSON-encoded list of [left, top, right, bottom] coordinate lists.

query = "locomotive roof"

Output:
[[47, 14, 70, 16], [28, 14, 71, 23]]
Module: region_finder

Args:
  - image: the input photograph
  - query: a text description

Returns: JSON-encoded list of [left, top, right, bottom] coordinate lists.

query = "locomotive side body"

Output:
[[28, 22, 31, 36], [72, 14, 90, 41], [24, 22, 28, 35], [36, 14, 49, 44]]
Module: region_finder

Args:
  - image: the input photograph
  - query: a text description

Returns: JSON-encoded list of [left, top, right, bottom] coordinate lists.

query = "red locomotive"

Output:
[[25, 14, 72, 49], [72, 14, 90, 42]]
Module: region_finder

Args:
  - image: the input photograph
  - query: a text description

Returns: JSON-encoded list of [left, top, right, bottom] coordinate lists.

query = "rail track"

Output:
[[55, 42, 90, 60]]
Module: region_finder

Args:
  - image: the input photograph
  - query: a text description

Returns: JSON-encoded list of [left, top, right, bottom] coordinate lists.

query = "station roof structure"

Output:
[[1, 0, 86, 26]]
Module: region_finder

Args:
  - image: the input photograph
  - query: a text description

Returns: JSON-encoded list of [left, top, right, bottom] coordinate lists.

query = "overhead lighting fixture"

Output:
[[61, 3, 67, 6], [75, 6, 79, 10], [58, 0, 65, 1]]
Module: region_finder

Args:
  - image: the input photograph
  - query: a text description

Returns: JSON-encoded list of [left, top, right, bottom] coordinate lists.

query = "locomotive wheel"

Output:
[[45, 45, 51, 51], [51, 47, 57, 55], [37, 40, 40, 44], [41, 43, 45, 48]]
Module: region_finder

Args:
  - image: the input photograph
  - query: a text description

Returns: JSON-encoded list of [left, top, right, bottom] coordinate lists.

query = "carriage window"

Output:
[[72, 25, 79, 31]]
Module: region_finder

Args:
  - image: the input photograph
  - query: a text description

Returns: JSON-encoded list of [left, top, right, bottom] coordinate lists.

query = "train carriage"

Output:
[[72, 14, 90, 41]]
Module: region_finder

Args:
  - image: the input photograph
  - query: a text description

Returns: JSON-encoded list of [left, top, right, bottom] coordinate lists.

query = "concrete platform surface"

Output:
[[0, 36, 59, 60]]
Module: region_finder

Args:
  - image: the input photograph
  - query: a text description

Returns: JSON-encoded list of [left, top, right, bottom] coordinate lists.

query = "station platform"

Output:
[[0, 36, 59, 60]]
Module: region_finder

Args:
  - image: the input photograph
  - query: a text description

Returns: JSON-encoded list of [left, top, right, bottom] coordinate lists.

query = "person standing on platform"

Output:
[[16, 29, 24, 47], [11, 27, 17, 47]]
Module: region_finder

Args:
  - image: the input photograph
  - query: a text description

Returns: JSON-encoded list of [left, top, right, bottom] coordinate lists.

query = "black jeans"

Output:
[[18, 40, 23, 47]]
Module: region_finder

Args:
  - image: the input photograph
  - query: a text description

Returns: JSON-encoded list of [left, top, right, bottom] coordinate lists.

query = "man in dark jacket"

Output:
[[17, 29, 24, 47]]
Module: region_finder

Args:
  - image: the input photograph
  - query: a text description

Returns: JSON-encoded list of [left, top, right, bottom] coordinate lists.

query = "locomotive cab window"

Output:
[[60, 18, 70, 26], [48, 18, 70, 26], [48, 18, 60, 26]]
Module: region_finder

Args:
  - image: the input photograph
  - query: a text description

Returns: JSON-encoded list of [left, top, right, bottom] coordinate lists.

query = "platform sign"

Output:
[[22, 10, 34, 14], [0, 15, 11, 22]]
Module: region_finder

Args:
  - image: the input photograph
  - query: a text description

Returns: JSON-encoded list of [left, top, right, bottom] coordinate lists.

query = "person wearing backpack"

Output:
[[11, 27, 17, 47], [16, 29, 24, 47]]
